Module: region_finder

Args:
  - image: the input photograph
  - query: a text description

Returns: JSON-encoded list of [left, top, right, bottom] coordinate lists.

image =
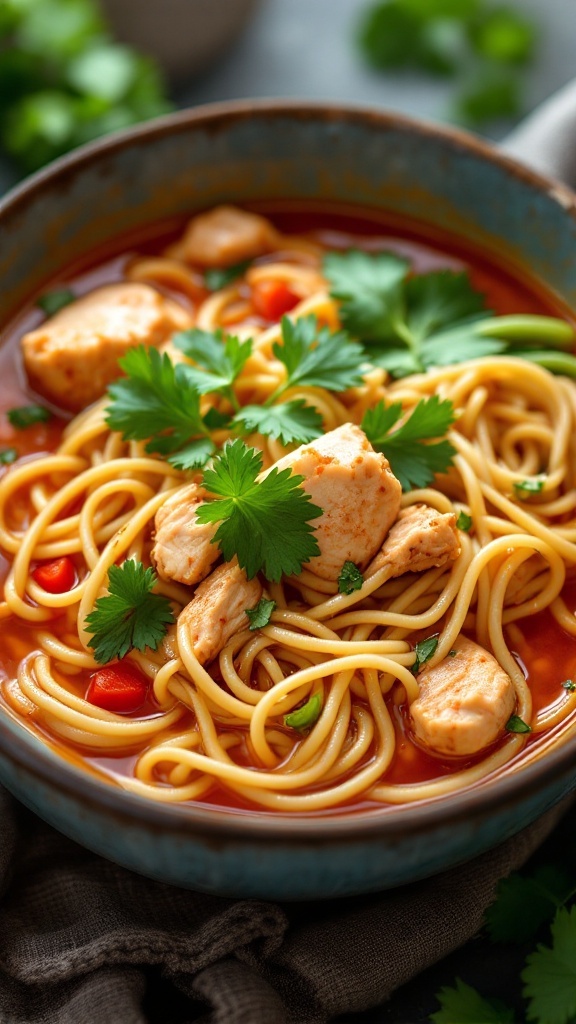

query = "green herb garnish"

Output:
[[412, 635, 439, 673], [7, 404, 51, 429], [338, 561, 364, 595], [0, 447, 18, 465], [456, 510, 473, 532], [197, 439, 323, 582], [37, 288, 75, 316], [505, 714, 532, 734], [84, 560, 175, 664], [362, 396, 456, 491], [514, 477, 546, 497], [561, 680, 576, 693], [246, 597, 276, 631], [204, 261, 251, 291]]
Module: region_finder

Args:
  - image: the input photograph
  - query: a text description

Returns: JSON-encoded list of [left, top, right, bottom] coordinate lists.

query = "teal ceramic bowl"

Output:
[[1, 101, 576, 899]]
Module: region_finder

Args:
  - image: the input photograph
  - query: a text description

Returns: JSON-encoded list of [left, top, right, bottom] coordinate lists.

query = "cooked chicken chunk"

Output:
[[152, 484, 220, 587], [178, 560, 263, 665], [22, 283, 190, 412], [272, 423, 402, 582], [366, 504, 460, 578], [178, 205, 277, 267], [410, 636, 516, 757]]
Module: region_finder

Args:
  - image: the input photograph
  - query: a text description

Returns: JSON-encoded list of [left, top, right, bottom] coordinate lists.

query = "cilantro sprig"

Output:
[[197, 438, 323, 582], [84, 560, 175, 664], [172, 328, 252, 410], [324, 250, 576, 380], [362, 395, 456, 491]]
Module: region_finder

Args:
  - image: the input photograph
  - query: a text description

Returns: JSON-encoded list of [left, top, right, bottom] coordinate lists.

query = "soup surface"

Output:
[[1, 202, 576, 816]]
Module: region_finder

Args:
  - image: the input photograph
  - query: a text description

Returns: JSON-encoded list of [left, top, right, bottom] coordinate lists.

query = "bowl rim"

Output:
[[1, 97, 576, 841]]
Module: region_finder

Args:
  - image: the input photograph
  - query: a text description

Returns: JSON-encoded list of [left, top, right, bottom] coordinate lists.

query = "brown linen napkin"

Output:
[[0, 784, 569, 1024]]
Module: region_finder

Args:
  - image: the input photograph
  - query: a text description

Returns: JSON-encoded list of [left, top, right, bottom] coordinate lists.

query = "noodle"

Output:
[[1, 205, 576, 815]]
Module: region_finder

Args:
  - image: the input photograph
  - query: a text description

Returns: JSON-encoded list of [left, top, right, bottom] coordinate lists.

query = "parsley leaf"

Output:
[[204, 260, 251, 291], [412, 635, 439, 673], [233, 400, 323, 445], [172, 329, 252, 403], [7, 404, 51, 429], [456, 510, 473, 532], [505, 714, 532, 734], [338, 561, 364, 594], [522, 906, 576, 1024], [284, 692, 323, 732], [84, 560, 175, 664], [486, 866, 575, 945], [37, 287, 75, 315], [362, 396, 456, 491], [431, 977, 515, 1023], [246, 597, 276, 630], [272, 314, 366, 394], [105, 346, 215, 468], [197, 438, 323, 582]]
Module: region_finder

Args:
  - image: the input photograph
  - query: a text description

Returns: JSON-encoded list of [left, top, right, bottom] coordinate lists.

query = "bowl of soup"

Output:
[[0, 100, 575, 899]]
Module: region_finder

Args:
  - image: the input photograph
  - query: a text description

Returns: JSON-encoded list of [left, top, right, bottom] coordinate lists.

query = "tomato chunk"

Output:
[[251, 280, 300, 321], [32, 556, 76, 594], [86, 663, 148, 714]]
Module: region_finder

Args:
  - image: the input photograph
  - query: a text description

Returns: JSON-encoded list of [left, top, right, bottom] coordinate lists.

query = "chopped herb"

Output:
[[448, 649, 458, 657], [505, 714, 532, 734], [105, 346, 216, 469], [197, 438, 323, 582], [84, 560, 175, 665], [456, 510, 473, 532], [514, 477, 546, 497], [172, 329, 252, 407], [7, 404, 51, 429], [338, 561, 364, 595], [246, 597, 276, 631], [0, 447, 17, 465], [362, 396, 456, 491], [204, 260, 252, 291], [284, 692, 323, 732], [561, 679, 576, 693], [412, 635, 439, 673], [37, 287, 75, 315]]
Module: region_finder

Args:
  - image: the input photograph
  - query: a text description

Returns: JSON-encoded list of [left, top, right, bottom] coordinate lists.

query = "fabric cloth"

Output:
[[2, 81, 576, 1024], [0, 788, 570, 1024]]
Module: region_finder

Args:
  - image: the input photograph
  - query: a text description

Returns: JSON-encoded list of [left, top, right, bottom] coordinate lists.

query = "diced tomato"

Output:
[[86, 663, 148, 714], [32, 556, 76, 594], [251, 280, 300, 321]]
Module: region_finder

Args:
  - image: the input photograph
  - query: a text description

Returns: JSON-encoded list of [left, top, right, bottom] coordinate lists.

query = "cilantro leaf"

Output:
[[272, 315, 366, 394], [204, 260, 251, 291], [362, 396, 456, 491], [562, 680, 576, 693], [105, 346, 213, 464], [338, 561, 364, 595], [172, 329, 252, 398], [486, 866, 575, 945], [522, 906, 576, 1024], [0, 447, 18, 465], [7, 404, 51, 429], [431, 977, 515, 1023], [412, 634, 439, 673], [246, 597, 276, 630], [323, 250, 409, 344], [164, 438, 216, 471], [233, 400, 323, 445], [456, 510, 473, 532], [84, 560, 175, 664], [403, 270, 487, 343], [37, 287, 75, 315], [284, 692, 323, 731], [505, 714, 532, 734], [197, 439, 323, 582], [514, 477, 546, 497]]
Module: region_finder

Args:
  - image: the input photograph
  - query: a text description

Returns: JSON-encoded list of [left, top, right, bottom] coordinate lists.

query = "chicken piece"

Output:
[[410, 636, 516, 757], [22, 283, 190, 412], [271, 423, 402, 582], [178, 205, 278, 267], [178, 560, 263, 665], [152, 484, 220, 587], [366, 504, 460, 578]]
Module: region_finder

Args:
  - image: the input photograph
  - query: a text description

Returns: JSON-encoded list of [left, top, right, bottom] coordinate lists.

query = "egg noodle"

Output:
[[1, 215, 576, 812]]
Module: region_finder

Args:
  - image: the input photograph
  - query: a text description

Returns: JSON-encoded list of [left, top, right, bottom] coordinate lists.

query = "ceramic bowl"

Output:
[[1, 101, 576, 899]]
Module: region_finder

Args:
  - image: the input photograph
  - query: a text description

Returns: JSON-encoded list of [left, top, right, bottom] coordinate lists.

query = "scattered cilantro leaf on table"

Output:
[[362, 395, 456, 491], [197, 438, 322, 582], [522, 905, 576, 1024], [486, 866, 576, 945], [84, 560, 175, 664], [431, 977, 516, 1023]]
